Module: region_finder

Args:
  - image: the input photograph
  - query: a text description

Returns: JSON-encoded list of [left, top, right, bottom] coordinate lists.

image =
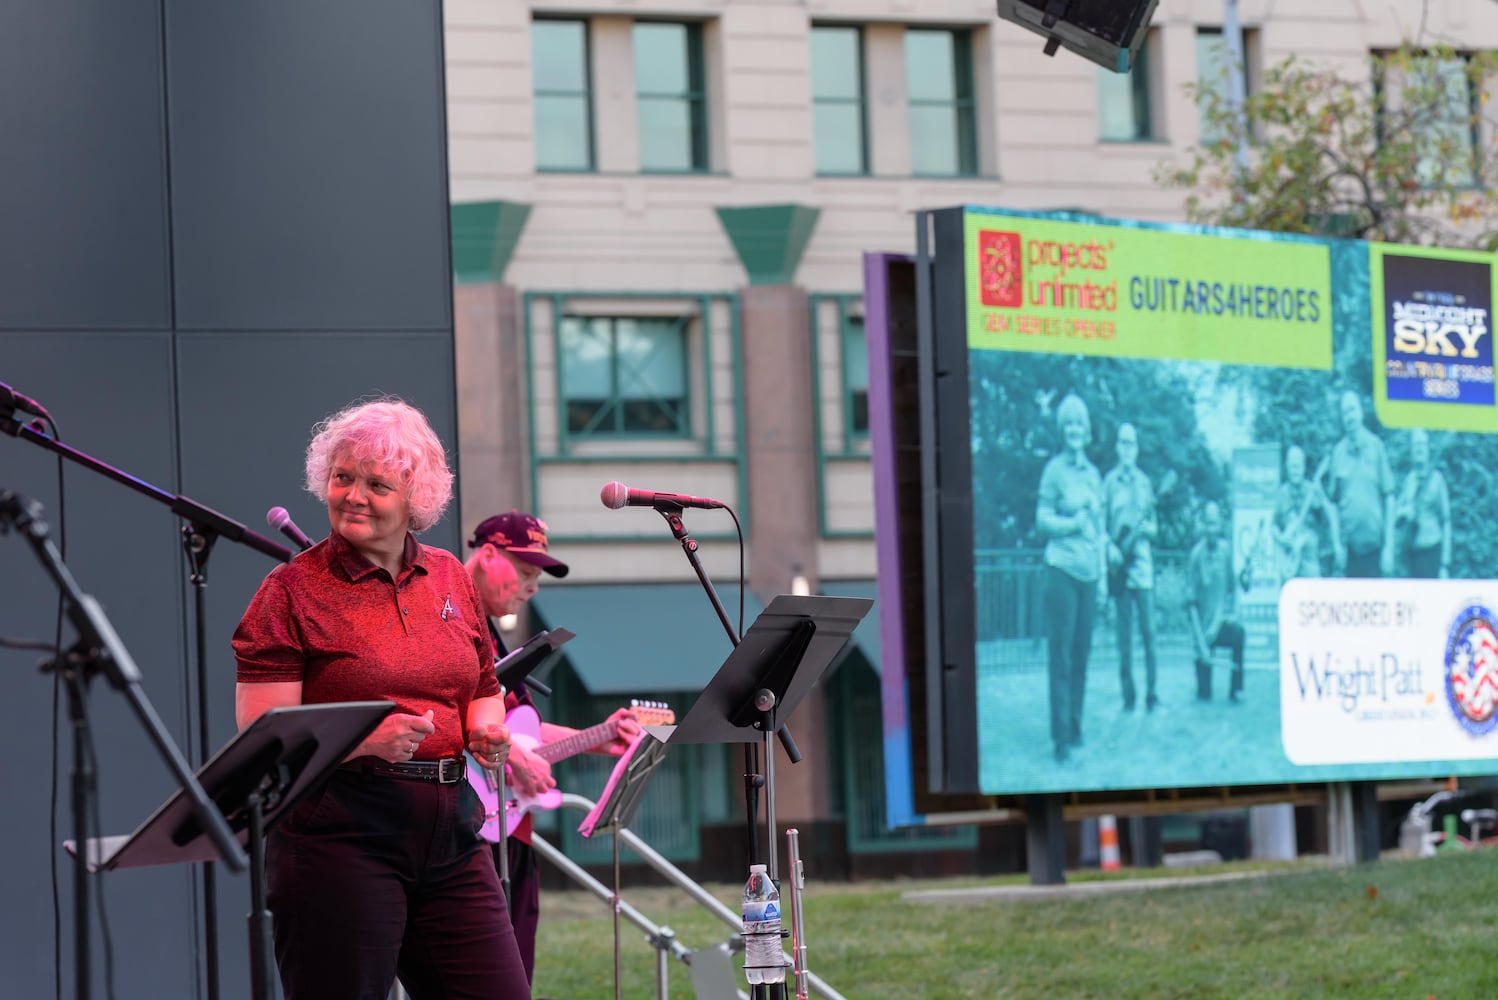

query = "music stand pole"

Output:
[[489, 628, 574, 908], [245, 782, 276, 1000], [612, 828, 623, 1000], [497, 758, 511, 907], [60, 631, 93, 1000], [578, 732, 671, 1000], [183, 524, 225, 997]]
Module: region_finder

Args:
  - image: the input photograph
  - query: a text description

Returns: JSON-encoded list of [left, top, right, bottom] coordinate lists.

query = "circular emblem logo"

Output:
[[1444, 604, 1498, 736]]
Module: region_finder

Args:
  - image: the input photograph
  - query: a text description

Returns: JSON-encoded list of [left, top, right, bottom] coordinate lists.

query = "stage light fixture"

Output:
[[996, 0, 1159, 73]]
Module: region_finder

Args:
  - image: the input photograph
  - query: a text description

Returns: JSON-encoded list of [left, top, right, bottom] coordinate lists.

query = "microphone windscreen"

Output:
[[600, 481, 629, 510], [267, 506, 292, 530]]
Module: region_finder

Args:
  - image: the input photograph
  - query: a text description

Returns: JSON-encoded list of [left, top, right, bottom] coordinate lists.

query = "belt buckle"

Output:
[[437, 757, 463, 784]]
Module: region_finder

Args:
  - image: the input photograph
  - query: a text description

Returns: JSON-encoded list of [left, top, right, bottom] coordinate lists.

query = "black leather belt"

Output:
[[360, 756, 466, 784]]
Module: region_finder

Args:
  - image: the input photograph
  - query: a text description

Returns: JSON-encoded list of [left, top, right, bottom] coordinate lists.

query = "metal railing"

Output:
[[531, 792, 849, 1000]]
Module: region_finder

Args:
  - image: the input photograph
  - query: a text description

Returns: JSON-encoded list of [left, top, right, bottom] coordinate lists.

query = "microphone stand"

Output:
[[655, 505, 796, 1000], [1, 415, 289, 1000], [0, 492, 247, 1000]]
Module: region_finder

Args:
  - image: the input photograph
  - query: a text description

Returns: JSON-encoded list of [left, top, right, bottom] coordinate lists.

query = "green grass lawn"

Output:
[[532, 852, 1498, 999]]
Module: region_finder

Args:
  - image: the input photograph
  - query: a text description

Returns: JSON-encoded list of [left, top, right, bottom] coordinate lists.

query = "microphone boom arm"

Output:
[[3, 420, 292, 564]]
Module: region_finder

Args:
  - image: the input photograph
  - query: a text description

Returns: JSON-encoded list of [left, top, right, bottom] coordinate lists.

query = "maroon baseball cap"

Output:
[[468, 510, 569, 578]]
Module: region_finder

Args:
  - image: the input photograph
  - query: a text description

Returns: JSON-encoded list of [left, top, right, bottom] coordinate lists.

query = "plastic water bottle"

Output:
[[741, 863, 785, 985]]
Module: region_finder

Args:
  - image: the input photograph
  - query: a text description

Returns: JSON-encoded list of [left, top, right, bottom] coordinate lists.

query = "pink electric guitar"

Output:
[[467, 700, 674, 843]]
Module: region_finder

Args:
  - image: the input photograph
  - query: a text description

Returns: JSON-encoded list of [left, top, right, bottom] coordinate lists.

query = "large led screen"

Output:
[[939, 207, 1498, 797]]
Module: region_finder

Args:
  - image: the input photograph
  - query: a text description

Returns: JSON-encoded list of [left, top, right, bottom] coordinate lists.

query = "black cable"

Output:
[[723, 504, 747, 640], [84, 726, 117, 1000], [46, 415, 65, 1000]]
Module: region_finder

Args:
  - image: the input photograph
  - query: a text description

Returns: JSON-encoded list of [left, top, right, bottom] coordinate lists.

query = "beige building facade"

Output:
[[440, 0, 1498, 872]]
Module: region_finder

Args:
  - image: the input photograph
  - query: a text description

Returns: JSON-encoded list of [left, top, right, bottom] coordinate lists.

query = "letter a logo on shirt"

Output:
[[440, 594, 458, 622]]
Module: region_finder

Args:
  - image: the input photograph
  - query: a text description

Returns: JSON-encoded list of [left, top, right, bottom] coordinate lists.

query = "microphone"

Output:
[[600, 481, 726, 511], [266, 506, 315, 551], [0, 380, 51, 422]]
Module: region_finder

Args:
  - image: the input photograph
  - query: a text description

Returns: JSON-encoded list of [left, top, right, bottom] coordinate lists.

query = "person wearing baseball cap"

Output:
[[470, 509, 570, 584], [464, 510, 639, 984]]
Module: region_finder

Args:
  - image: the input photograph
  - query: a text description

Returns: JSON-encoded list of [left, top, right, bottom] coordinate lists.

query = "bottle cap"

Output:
[[750, 863, 767, 872]]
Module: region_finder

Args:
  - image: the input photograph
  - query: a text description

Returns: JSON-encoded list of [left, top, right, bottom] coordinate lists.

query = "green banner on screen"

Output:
[[963, 210, 1334, 369]]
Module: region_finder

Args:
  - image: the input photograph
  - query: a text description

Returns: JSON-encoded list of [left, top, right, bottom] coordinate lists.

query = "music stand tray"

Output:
[[495, 626, 574, 695], [579, 729, 670, 840], [663, 595, 872, 746], [71, 701, 393, 872]]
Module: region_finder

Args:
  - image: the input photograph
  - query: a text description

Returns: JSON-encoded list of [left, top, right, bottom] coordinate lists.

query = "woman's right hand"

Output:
[[361, 709, 436, 762]]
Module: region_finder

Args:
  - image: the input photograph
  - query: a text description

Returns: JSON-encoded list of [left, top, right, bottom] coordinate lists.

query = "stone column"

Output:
[[717, 204, 826, 830], [450, 199, 534, 537]]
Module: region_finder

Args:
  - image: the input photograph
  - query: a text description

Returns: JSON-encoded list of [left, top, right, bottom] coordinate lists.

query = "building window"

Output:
[[905, 29, 977, 176], [634, 22, 708, 173], [811, 25, 867, 175], [1195, 28, 1254, 148], [558, 316, 689, 436], [1380, 53, 1480, 188], [1098, 38, 1152, 141], [843, 315, 869, 437], [532, 19, 594, 171]]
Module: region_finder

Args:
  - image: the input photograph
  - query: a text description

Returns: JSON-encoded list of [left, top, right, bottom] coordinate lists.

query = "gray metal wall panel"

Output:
[[173, 329, 464, 761], [0, 1, 171, 330], [1, 3, 456, 995], [0, 331, 198, 1000], [165, 0, 453, 332]]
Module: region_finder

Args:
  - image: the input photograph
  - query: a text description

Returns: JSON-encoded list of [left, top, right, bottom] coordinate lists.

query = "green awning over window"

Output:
[[530, 584, 764, 694], [823, 580, 879, 671]]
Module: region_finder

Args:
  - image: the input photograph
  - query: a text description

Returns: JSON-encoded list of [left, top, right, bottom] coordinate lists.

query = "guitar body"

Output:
[[465, 700, 674, 844], [467, 705, 560, 843], [1105, 469, 1176, 598]]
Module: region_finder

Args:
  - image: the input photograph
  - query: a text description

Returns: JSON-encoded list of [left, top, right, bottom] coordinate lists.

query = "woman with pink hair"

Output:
[[233, 398, 529, 999]]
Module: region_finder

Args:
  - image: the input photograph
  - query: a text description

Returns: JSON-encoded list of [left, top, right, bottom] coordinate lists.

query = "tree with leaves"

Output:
[[1160, 43, 1498, 249], [1160, 38, 1498, 579]]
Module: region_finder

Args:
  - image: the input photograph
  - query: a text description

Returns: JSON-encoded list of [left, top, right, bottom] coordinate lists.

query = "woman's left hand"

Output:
[[467, 722, 511, 770]]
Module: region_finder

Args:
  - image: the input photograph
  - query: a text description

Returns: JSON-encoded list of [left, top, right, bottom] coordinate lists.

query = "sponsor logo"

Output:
[[977, 230, 1023, 308], [1443, 603, 1498, 735], [1382, 253, 1494, 406]]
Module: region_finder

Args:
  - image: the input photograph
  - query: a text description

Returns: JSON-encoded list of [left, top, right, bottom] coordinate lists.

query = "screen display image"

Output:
[[948, 208, 1498, 797]]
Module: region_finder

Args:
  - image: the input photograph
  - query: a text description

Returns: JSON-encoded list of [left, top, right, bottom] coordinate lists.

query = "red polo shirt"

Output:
[[233, 531, 499, 759]]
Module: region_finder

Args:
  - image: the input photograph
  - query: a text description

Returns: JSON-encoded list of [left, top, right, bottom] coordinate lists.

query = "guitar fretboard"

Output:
[[533, 720, 618, 764]]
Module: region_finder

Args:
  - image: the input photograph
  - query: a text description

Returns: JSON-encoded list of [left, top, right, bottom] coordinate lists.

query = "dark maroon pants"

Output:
[[492, 838, 541, 983], [267, 766, 531, 999]]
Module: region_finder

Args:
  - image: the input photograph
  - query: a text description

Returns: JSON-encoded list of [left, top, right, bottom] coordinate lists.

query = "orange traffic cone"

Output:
[[1099, 814, 1121, 871]]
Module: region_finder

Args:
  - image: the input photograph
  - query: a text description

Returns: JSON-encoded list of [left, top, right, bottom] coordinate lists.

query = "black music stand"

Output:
[[577, 730, 670, 1000], [70, 702, 394, 1000], [664, 596, 869, 873], [496, 626, 574, 696], [659, 595, 869, 999]]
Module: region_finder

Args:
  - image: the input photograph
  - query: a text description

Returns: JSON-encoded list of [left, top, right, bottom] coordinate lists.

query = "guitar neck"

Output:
[[534, 720, 618, 764]]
